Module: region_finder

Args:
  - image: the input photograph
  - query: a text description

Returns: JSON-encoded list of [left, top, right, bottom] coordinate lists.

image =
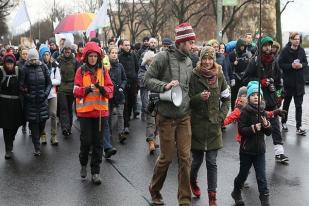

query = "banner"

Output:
[[11, 1, 31, 35], [87, 1, 109, 34]]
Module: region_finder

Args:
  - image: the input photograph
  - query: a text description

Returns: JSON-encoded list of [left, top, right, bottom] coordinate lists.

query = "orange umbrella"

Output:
[[54, 12, 95, 33]]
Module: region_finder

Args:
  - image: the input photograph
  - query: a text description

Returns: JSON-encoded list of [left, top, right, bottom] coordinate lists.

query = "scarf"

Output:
[[196, 62, 218, 86], [261, 53, 273, 66]]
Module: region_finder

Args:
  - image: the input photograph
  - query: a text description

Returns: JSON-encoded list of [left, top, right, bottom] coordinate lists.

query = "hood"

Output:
[[236, 39, 247, 53], [82, 42, 102, 63]]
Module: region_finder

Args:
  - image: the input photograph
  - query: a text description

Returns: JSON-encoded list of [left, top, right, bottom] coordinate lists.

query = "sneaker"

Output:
[[119, 133, 127, 143], [282, 123, 288, 131], [296, 127, 306, 136], [190, 181, 201, 198], [149, 185, 164, 205], [92, 174, 102, 185], [124, 127, 130, 134], [275, 154, 289, 163], [33, 149, 41, 156], [80, 166, 87, 178], [62, 130, 70, 137], [5, 151, 12, 160], [104, 148, 117, 158], [231, 190, 245, 206]]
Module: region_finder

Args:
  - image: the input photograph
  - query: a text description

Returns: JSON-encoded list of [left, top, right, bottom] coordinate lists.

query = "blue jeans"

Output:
[[102, 117, 112, 150], [234, 152, 268, 194]]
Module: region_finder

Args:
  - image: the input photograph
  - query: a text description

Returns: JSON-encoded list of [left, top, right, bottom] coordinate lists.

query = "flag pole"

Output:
[[257, 0, 262, 122]]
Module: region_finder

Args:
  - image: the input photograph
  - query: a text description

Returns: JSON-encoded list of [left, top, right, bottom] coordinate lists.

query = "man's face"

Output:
[[201, 57, 214, 70], [123, 41, 131, 52], [50, 43, 57, 50], [262, 43, 272, 54], [109, 48, 118, 61], [143, 40, 149, 47], [178, 40, 195, 55], [291, 35, 300, 47], [149, 39, 157, 49], [245, 34, 252, 44], [64, 48, 72, 57], [21, 49, 28, 60]]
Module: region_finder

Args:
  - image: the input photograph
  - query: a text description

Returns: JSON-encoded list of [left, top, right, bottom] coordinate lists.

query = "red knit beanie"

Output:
[[175, 22, 196, 44]]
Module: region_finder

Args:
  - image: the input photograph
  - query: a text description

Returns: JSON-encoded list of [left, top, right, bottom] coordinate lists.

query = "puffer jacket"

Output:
[[109, 60, 127, 105], [20, 60, 52, 122]]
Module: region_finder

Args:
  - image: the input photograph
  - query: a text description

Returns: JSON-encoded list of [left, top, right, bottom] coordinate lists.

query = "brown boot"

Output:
[[208, 192, 217, 206], [149, 185, 164, 205], [148, 140, 156, 153]]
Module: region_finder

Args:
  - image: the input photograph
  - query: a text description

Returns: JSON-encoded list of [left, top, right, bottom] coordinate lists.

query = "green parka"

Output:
[[189, 64, 230, 151]]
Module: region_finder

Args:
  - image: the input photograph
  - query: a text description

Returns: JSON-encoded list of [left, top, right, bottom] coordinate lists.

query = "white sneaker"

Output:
[[282, 123, 288, 131], [296, 127, 306, 135]]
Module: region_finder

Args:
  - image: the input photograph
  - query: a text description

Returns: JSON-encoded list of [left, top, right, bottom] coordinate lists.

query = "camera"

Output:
[[147, 93, 160, 114]]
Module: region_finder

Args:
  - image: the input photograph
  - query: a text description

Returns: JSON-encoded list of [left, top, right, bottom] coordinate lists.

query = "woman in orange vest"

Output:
[[73, 42, 114, 185]]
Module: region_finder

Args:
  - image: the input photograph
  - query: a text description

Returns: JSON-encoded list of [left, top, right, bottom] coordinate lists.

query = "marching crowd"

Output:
[[0, 21, 308, 206]]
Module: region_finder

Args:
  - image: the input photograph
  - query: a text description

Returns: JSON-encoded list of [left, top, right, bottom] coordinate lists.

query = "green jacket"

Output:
[[144, 48, 192, 118], [57, 54, 77, 94], [189, 65, 230, 151]]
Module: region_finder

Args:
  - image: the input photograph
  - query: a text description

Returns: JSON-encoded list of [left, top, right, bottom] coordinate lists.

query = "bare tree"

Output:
[[0, 0, 19, 36], [107, 0, 128, 38], [139, 0, 167, 37], [168, 0, 212, 27], [76, 0, 102, 12], [276, 0, 294, 45]]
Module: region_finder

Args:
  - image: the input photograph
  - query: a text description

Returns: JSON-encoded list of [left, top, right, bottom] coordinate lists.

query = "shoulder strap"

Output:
[[0, 67, 6, 84]]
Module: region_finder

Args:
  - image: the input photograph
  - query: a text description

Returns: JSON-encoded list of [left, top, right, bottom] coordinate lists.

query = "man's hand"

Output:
[[255, 123, 262, 131], [230, 79, 236, 87], [164, 80, 179, 91], [201, 90, 211, 101]]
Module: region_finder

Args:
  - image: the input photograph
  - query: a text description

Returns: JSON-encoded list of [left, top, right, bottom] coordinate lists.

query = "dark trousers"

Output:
[[29, 121, 46, 150], [2, 128, 19, 152], [124, 82, 138, 128], [282, 94, 304, 128], [190, 150, 218, 192], [231, 80, 243, 110], [234, 153, 268, 194], [58, 93, 74, 132], [269, 116, 283, 145], [79, 117, 104, 174]]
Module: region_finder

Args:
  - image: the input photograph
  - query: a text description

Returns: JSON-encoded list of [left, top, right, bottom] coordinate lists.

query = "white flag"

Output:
[[11, 1, 31, 33], [87, 0, 109, 33]]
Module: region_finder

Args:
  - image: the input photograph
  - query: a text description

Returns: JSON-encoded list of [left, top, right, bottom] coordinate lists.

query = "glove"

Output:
[[85, 86, 93, 95], [230, 79, 235, 87], [95, 82, 106, 95], [260, 78, 268, 88], [273, 109, 287, 118]]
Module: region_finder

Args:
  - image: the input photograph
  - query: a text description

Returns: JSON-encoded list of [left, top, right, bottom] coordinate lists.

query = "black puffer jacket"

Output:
[[109, 61, 127, 105], [238, 103, 272, 155], [118, 50, 139, 82], [20, 61, 52, 123], [278, 42, 308, 96]]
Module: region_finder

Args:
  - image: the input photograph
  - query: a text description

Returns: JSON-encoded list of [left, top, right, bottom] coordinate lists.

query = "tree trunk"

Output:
[[275, 0, 282, 46]]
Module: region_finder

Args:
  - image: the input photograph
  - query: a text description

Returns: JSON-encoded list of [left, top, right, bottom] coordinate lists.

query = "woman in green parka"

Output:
[[189, 46, 230, 206]]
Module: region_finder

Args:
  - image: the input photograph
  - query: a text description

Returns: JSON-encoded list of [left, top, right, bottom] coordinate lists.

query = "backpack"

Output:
[[0, 66, 19, 85]]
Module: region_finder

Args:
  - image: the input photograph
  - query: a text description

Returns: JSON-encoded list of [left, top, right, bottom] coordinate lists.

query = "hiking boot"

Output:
[[148, 140, 156, 154], [5, 151, 12, 160], [275, 154, 289, 163], [231, 189, 245, 206], [80, 166, 87, 178], [91, 174, 102, 185], [40, 133, 47, 145], [149, 185, 164, 205], [33, 149, 41, 156], [104, 148, 117, 158], [296, 127, 306, 136], [190, 181, 201, 198], [208, 191, 217, 206], [50, 135, 59, 146], [259, 193, 270, 206], [119, 133, 127, 143], [281, 123, 288, 131]]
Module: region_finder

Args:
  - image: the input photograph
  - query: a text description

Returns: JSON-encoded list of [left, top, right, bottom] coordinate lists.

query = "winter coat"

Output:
[[278, 42, 308, 96], [20, 61, 52, 123], [0, 66, 24, 129], [238, 103, 272, 155], [45, 60, 61, 99], [145, 48, 192, 119], [118, 50, 139, 82], [189, 65, 230, 151], [216, 53, 229, 82], [73, 65, 114, 118], [224, 107, 242, 143], [57, 54, 78, 95], [242, 56, 282, 110], [109, 61, 127, 105], [138, 63, 149, 88]]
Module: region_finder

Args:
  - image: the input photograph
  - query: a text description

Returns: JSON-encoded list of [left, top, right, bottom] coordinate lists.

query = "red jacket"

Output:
[[76, 52, 83, 63], [74, 66, 114, 118]]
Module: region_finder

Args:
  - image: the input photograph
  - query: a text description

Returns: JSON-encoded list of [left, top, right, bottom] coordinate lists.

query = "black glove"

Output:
[[95, 82, 106, 95], [85, 86, 93, 95]]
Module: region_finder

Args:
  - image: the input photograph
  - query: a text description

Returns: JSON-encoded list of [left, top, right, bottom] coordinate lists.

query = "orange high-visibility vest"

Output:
[[76, 68, 108, 113]]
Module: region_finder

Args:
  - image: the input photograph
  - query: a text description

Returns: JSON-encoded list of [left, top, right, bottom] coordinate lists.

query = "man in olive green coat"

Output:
[[189, 46, 230, 206], [145, 22, 196, 206]]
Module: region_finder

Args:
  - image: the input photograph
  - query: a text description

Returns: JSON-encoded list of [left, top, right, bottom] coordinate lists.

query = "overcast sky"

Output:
[[8, 0, 309, 34]]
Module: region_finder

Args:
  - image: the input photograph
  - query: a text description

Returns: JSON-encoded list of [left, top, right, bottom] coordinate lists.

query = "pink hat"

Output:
[[175, 22, 196, 44]]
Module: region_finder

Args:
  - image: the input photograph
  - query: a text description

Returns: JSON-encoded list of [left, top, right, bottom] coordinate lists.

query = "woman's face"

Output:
[[4, 62, 14, 71], [109, 49, 118, 61], [43, 52, 51, 63], [201, 57, 214, 70], [87, 52, 98, 66]]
